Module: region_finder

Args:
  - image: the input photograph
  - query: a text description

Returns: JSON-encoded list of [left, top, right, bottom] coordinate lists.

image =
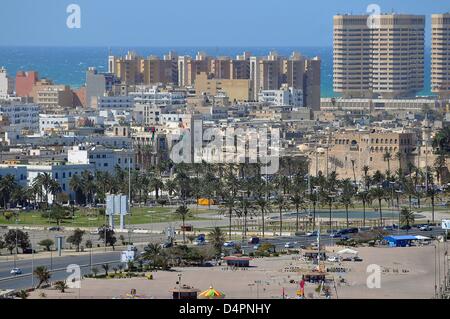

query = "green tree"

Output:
[[399, 207, 415, 233], [54, 280, 68, 293], [67, 228, 85, 252], [97, 226, 117, 249], [174, 205, 189, 243], [339, 179, 356, 229], [370, 187, 386, 226], [34, 266, 51, 288], [3, 229, 30, 254], [207, 227, 225, 256], [38, 239, 54, 251], [101, 264, 110, 276]]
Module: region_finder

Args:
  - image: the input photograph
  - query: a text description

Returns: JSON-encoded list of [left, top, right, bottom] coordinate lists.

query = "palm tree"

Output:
[[273, 194, 288, 236], [54, 280, 69, 293], [33, 173, 60, 207], [256, 197, 271, 238], [235, 197, 255, 239], [356, 191, 371, 227], [34, 266, 51, 288], [383, 152, 392, 178], [222, 195, 237, 240], [101, 263, 110, 276], [69, 174, 84, 205], [0, 174, 18, 208], [290, 191, 306, 233], [362, 165, 371, 191], [399, 207, 415, 233], [339, 179, 355, 228], [370, 187, 386, 226], [140, 243, 162, 269], [207, 227, 225, 256], [174, 205, 189, 243]]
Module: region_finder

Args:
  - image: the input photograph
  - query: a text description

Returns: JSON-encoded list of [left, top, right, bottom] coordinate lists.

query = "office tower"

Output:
[[143, 56, 174, 85], [333, 14, 425, 98], [304, 57, 321, 110], [163, 51, 179, 84], [431, 13, 450, 98], [178, 56, 192, 87]]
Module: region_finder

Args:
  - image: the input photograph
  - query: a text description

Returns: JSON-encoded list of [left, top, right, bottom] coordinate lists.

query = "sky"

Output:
[[0, 0, 448, 47]]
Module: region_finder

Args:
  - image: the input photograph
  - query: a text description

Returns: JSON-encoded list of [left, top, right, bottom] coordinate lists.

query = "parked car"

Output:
[[160, 242, 173, 248], [223, 241, 235, 247], [330, 232, 342, 238], [419, 225, 432, 231], [306, 231, 318, 237], [193, 240, 206, 246], [48, 226, 63, 231], [400, 225, 412, 230], [22, 248, 36, 254], [10, 268, 22, 275], [342, 257, 353, 261], [248, 237, 260, 245], [253, 244, 261, 250], [353, 256, 363, 262], [327, 256, 340, 262], [284, 242, 294, 248]]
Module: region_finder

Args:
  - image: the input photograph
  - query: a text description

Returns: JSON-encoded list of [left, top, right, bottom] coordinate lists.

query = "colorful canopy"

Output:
[[199, 286, 225, 299]]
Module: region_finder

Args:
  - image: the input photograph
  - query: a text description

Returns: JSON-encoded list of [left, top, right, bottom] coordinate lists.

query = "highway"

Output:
[[0, 227, 445, 291]]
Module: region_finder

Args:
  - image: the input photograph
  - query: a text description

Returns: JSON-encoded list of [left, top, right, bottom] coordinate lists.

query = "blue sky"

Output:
[[0, 0, 448, 47]]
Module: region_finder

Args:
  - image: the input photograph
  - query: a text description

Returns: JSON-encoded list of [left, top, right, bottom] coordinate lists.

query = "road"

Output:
[[0, 226, 445, 292], [0, 251, 123, 291]]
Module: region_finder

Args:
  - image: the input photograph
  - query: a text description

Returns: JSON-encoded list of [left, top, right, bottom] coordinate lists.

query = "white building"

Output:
[[39, 114, 76, 136], [130, 87, 186, 106], [68, 144, 134, 173], [97, 95, 134, 110], [0, 67, 15, 99], [258, 87, 303, 107], [0, 102, 40, 132], [27, 163, 95, 202]]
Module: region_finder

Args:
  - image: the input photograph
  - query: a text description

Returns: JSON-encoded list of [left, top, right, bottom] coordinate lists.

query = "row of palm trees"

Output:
[[1, 155, 447, 239]]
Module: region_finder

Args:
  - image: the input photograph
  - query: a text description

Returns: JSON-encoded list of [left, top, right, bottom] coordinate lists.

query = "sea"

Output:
[[0, 46, 433, 98]]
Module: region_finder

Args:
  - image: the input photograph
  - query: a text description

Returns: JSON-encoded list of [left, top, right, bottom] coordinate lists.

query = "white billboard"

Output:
[[121, 250, 135, 263], [442, 219, 450, 230]]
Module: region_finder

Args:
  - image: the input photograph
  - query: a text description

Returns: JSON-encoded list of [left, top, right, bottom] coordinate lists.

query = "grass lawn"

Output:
[[0, 206, 217, 228]]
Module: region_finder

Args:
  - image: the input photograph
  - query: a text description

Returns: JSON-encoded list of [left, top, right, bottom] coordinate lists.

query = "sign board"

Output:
[[442, 219, 450, 230], [106, 194, 129, 216], [121, 250, 135, 263]]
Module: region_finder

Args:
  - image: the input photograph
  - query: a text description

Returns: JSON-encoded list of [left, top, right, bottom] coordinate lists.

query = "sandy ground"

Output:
[[28, 244, 448, 299]]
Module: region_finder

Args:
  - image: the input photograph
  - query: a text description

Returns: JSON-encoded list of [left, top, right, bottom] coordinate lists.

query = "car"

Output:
[[10, 268, 22, 275], [342, 257, 353, 261], [353, 256, 363, 262], [330, 232, 342, 238], [327, 256, 340, 262], [48, 226, 62, 231], [160, 242, 173, 248], [383, 226, 394, 231], [400, 225, 412, 230], [306, 231, 318, 237], [22, 248, 36, 254], [248, 237, 260, 245], [193, 240, 206, 246], [284, 242, 294, 248], [223, 241, 235, 247], [419, 225, 432, 231], [253, 244, 261, 250]]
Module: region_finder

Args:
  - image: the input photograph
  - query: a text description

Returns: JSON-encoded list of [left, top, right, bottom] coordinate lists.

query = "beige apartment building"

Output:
[[31, 80, 74, 108], [143, 56, 174, 85], [432, 13, 450, 98], [334, 14, 425, 99], [309, 129, 416, 181], [194, 72, 253, 102]]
